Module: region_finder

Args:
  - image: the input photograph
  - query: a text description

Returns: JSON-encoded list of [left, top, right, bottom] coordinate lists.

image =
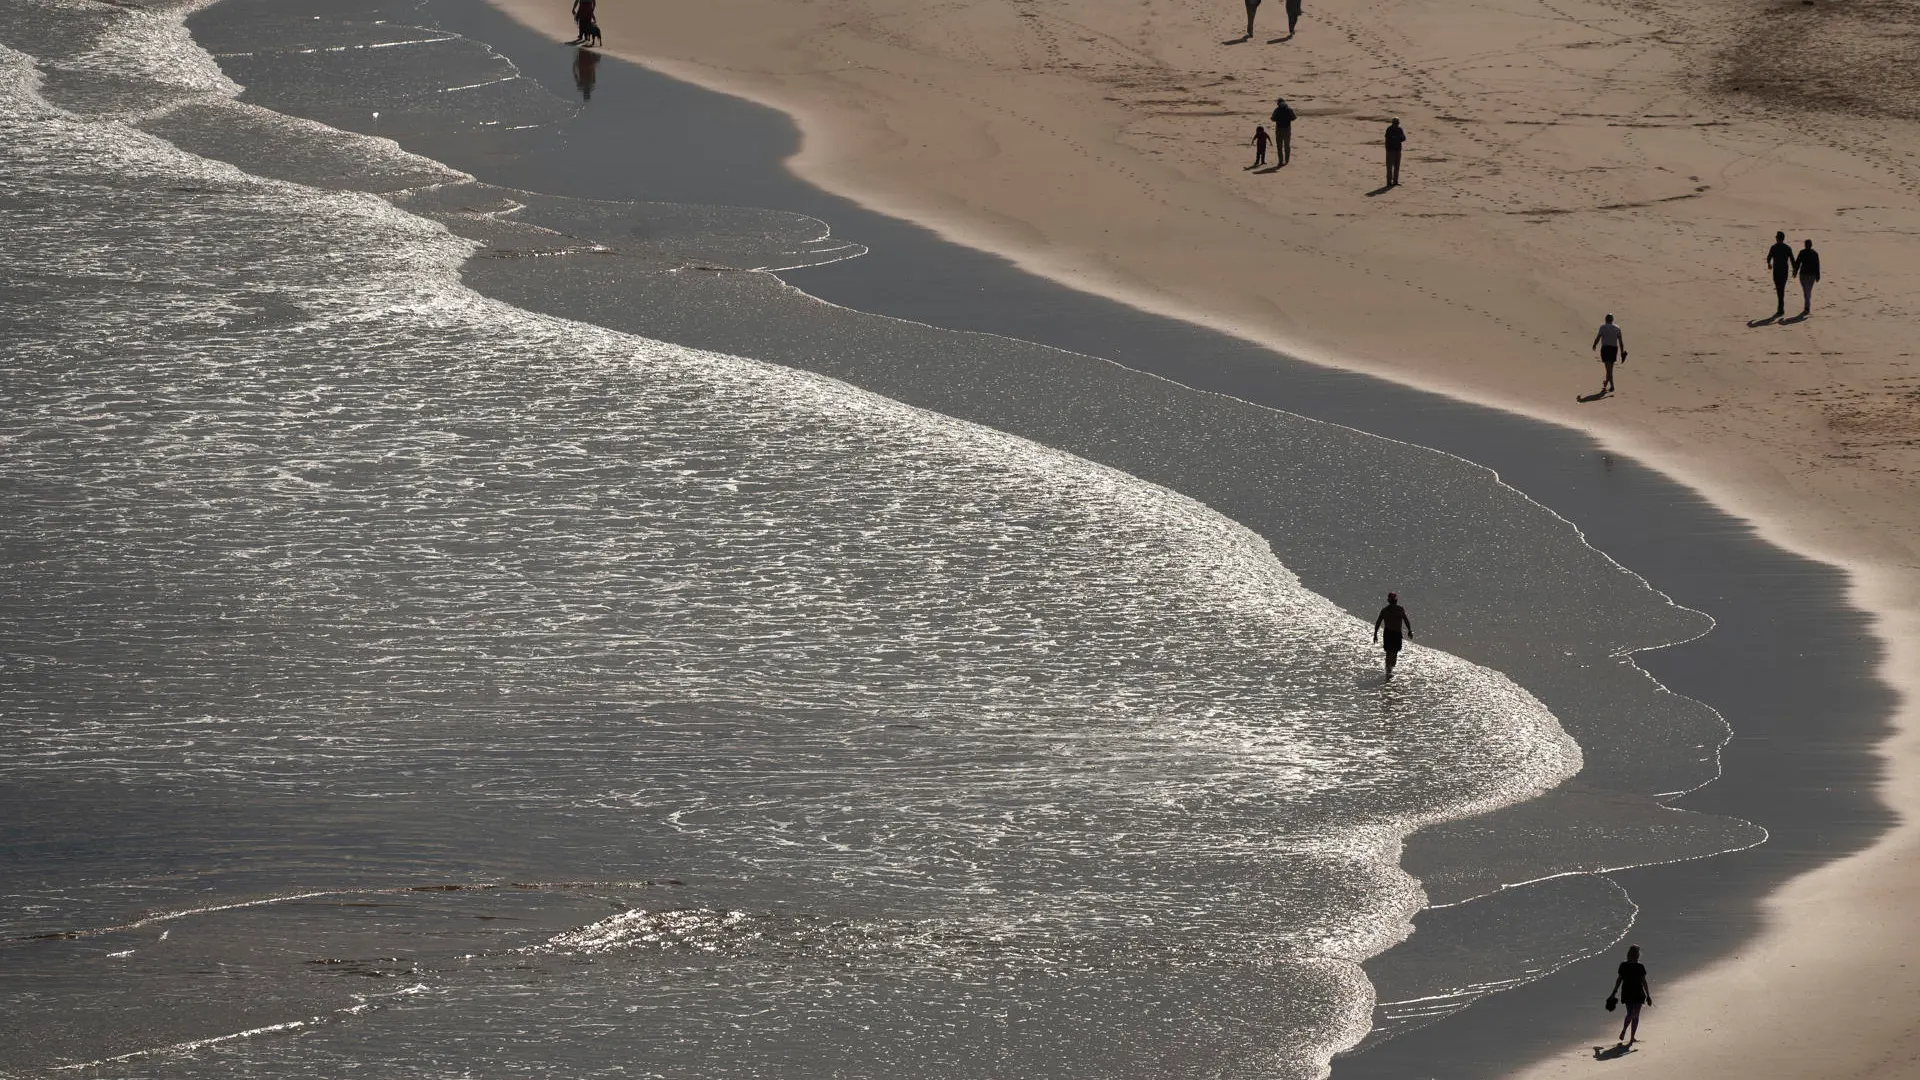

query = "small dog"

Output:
[[583, 19, 602, 46]]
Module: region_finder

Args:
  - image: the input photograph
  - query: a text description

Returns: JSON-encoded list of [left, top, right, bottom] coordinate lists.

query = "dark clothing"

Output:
[[1768, 241, 1795, 280], [1384, 123, 1405, 185], [1374, 603, 1411, 638], [1617, 961, 1648, 1005], [1385, 126, 1405, 150], [1381, 632, 1403, 654], [1285, 0, 1302, 32], [1770, 241, 1794, 312], [1796, 247, 1821, 280], [1271, 105, 1295, 164]]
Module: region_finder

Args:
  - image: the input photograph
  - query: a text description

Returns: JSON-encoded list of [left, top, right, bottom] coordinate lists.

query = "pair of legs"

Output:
[[1386, 147, 1401, 186], [1773, 272, 1790, 316], [1600, 346, 1617, 392], [1254, 143, 1268, 167], [1800, 275, 1816, 315], [1618, 1000, 1642, 1043], [1275, 127, 1292, 165], [1383, 636, 1401, 676], [1286, 1, 1302, 35]]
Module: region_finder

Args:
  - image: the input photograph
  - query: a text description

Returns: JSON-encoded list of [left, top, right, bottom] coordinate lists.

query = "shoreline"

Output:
[[399, 4, 1895, 1076], [471, 4, 1920, 1077]]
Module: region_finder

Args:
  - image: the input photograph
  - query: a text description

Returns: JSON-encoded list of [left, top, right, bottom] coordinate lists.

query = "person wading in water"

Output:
[[1372, 592, 1413, 677]]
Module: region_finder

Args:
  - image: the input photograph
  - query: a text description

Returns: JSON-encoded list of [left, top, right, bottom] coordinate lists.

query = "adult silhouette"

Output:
[[1372, 592, 1413, 676], [1607, 945, 1653, 1045], [1794, 238, 1821, 316], [1242, 0, 1261, 40], [1765, 231, 1795, 318], [1270, 97, 1296, 165], [1285, 0, 1303, 37], [1384, 119, 1405, 186], [1591, 313, 1625, 394]]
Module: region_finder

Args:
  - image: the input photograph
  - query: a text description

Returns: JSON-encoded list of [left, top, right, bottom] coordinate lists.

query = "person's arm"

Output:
[[1373, 609, 1384, 642], [1617, 331, 1625, 357], [1610, 972, 1624, 998], [1403, 611, 1413, 638], [1592, 331, 1601, 351], [1642, 974, 1652, 1006]]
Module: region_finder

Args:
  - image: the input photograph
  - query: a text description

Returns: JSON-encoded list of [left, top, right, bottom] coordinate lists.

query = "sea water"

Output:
[[0, 2, 1736, 1077]]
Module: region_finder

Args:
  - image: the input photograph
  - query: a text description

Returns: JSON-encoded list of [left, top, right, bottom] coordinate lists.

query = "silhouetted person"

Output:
[[1794, 238, 1820, 316], [1270, 97, 1296, 165], [1591, 313, 1624, 394], [1251, 124, 1272, 167], [1242, 0, 1261, 40], [569, 0, 591, 43], [1285, 0, 1303, 36], [573, 45, 599, 100], [1384, 118, 1405, 186], [1608, 945, 1652, 1044], [1373, 592, 1413, 676], [1766, 230, 1795, 317]]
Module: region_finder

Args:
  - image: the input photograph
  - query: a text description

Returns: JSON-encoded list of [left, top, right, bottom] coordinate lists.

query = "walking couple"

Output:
[[1765, 232, 1821, 319]]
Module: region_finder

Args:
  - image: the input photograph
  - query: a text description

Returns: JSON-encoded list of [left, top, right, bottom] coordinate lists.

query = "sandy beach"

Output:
[[487, 0, 1920, 1075]]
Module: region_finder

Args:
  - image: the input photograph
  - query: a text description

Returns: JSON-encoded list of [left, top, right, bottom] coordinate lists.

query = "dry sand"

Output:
[[495, 0, 1920, 1074]]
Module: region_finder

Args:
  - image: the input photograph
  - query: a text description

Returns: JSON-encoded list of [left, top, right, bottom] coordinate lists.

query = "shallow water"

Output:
[[0, 2, 1761, 1076]]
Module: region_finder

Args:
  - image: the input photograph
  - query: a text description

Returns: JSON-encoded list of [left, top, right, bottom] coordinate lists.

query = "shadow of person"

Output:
[[1577, 390, 1611, 403], [1267, 35, 1292, 42], [572, 47, 600, 101], [1365, 184, 1393, 197], [1253, 165, 1283, 174], [1223, 34, 1252, 44], [1781, 311, 1810, 325], [1593, 1043, 1637, 1061], [1747, 313, 1781, 327]]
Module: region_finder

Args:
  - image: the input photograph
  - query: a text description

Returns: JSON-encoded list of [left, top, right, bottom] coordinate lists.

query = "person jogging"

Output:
[[1372, 592, 1413, 677], [1591, 313, 1625, 394]]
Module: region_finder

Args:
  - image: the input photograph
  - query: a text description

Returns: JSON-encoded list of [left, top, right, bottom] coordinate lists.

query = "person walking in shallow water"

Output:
[[1766, 230, 1796, 318], [1608, 944, 1652, 1044], [1591, 313, 1625, 394], [1251, 124, 1272, 168], [1372, 592, 1412, 677], [1794, 238, 1821, 316], [1270, 97, 1296, 165], [1384, 118, 1405, 187]]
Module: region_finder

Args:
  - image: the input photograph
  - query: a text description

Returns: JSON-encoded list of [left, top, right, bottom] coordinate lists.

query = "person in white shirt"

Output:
[[1591, 314, 1625, 394]]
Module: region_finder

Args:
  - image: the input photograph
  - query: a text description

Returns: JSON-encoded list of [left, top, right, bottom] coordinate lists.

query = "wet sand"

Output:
[[233, 3, 1900, 1075]]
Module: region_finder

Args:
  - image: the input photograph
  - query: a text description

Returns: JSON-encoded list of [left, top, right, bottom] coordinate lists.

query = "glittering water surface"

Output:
[[0, 2, 1669, 1078]]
